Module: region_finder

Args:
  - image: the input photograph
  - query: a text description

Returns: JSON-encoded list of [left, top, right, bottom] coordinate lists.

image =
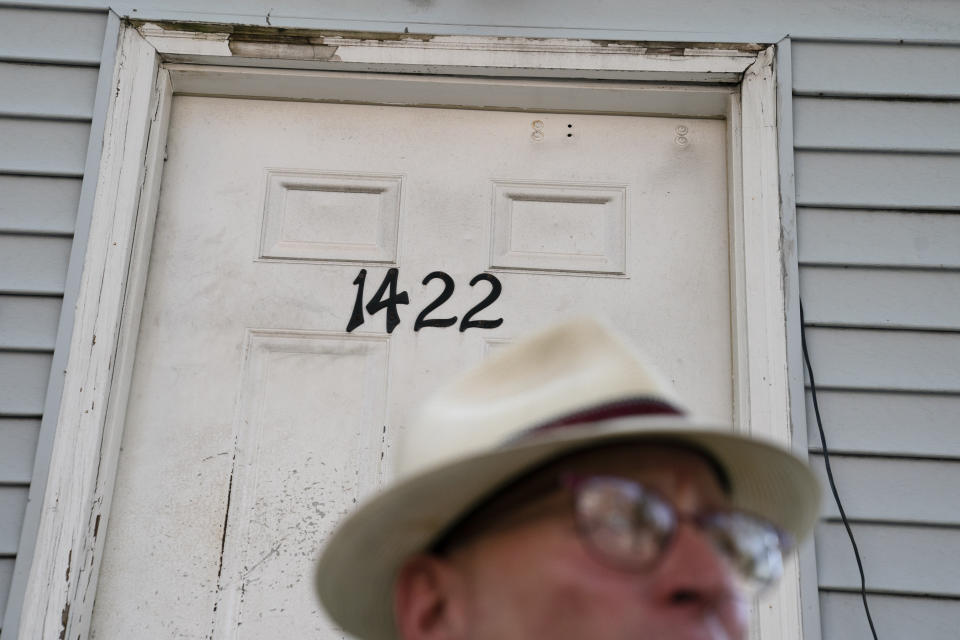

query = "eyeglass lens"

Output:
[[572, 476, 789, 589]]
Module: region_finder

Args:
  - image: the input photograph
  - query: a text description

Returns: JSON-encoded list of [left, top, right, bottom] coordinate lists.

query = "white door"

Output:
[[90, 93, 731, 638]]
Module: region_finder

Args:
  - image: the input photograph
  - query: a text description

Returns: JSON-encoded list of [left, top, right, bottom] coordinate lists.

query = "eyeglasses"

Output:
[[565, 475, 794, 589]]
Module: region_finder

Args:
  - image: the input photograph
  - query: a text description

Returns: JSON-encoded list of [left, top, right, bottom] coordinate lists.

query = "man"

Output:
[[316, 318, 820, 640]]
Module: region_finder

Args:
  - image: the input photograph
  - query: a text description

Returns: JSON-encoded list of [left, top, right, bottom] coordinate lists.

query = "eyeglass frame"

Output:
[[431, 470, 794, 589], [561, 474, 794, 587]]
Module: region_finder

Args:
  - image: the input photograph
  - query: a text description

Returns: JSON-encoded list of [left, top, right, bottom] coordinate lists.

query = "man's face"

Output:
[[394, 445, 750, 640]]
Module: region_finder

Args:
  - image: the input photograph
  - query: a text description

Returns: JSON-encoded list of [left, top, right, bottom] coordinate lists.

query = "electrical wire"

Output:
[[799, 300, 879, 640]]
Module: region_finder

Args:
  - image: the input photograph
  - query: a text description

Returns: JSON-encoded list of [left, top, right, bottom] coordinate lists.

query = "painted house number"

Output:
[[346, 268, 504, 334]]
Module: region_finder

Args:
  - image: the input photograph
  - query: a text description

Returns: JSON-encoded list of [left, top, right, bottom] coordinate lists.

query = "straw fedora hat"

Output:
[[316, 317, 820, 640]]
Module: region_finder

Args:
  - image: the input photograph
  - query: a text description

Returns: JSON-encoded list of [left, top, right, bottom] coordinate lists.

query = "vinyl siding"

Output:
[[792, 42, 960, 99], [796, 152, 960, 210], [820, 592, 960, 640], [0, 175, 83, 235], [0, 118, 91, 177], [0, 419, 41, 484], [6, 0, 960, 42], [0, 62, 99, 120], [800, 268, 960, 330], [0, 296, 62, 351], [805, 391, 960, 458], [0, 7, 105, 65], [794, 39, 960, 639], [0, 490, 29, 557], [0, 560, 12, 636], [0, 6, 106, 633], [0, 236, 73, 295], [794, 97, 960, 153], [797, 208, 960, 268]]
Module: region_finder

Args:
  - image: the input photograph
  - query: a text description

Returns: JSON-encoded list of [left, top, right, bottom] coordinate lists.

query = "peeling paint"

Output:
[[130, 19, 435, 43], [643, 47, 687, 56], [591, 39, 765, 52], [59, 601, 70, 640], [129, 20, 764, 58], [227, 40, 339, 61]]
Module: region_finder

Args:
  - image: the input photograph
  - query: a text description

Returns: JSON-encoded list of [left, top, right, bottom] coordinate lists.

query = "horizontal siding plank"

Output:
[[0, 419, 40, 484], [0, 235, 71, 295], [0, 351, 52, 415], [0, 118, 89, 176], [795, 151, 960, 210], [812, 455, 960, 525], [0, 175, 80, 235], [804, 328, 960, 393], [0, 8, 105, 65], [0, 62, 98, 119], [816, 522, 960, 596], [0, 558, 13, 632], [794, 97, 960, 153], [800, 267, 960, 330], [793, 42, 960, 98], [797, 208, 960, 268], [806, 390, 960, 458], [0, 487, 28, 555], [820, 592, 960, 640], [0, 295, 61, 350]]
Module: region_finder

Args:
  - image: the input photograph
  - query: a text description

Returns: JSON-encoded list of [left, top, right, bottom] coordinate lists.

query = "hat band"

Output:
[[514, 396, 684, 442]]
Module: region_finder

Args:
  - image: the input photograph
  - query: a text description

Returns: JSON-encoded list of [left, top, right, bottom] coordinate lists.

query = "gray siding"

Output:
[[805, 391, 960, 458], [0, 175, 82, 235], [792, 42, 960, 99], [0, 420, 40, 484], [798, 208, 960, 269], [800, 268, 960, 330], [794, 40, 960, 639], [0, 62, 99, 120], [796, 152, 960, 210], [0, 7, 105, 65], [820, 592, 960, 640], [0, 6, 106, 633], [7, 0, 960, 41], [0, 118, 91, 177]]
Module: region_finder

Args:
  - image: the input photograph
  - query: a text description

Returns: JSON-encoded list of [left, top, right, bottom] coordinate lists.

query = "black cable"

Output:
[[799, 300, 879, 640]]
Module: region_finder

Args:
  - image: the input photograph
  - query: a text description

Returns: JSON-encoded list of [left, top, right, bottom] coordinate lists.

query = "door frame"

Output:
[[17, 21, 806, 640]]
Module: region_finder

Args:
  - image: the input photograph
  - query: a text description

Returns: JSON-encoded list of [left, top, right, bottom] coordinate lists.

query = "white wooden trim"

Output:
[[15, 26, 167, 640], [165, 65, 734, 118], [733, 47, 807, 640], [775, 37, 823, 640], [139, 24, 759, 82], [19, 24, 802, 640]]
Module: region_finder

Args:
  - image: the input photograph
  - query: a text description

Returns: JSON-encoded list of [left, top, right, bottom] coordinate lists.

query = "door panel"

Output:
[[91, 95, 730, 638]]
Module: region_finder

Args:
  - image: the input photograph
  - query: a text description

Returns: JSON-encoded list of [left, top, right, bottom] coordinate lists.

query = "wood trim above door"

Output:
[[15, 22, 802, 640], [137, 22, 762, 82]]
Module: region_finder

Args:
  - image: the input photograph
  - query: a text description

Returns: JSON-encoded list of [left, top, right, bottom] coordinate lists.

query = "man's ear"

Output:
[[394, 554, 468, 640]]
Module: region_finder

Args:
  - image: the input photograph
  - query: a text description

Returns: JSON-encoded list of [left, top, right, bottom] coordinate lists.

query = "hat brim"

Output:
[[315, 417, 820, 640]]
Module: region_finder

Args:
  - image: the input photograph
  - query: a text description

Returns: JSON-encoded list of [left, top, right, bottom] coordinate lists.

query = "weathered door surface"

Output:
[[89, 95, 731, 638]]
